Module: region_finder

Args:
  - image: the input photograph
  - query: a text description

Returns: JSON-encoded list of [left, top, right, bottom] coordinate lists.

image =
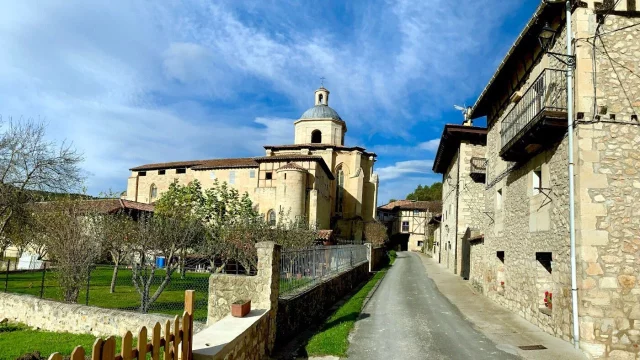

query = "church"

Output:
[[124, 87, 379, 240]]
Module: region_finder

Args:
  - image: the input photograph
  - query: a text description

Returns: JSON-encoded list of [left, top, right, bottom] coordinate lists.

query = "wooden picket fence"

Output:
[[47, 291, 195, 360]]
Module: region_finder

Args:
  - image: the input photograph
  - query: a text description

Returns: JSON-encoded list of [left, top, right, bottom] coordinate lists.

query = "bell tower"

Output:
[[315, 87, 329, 106]]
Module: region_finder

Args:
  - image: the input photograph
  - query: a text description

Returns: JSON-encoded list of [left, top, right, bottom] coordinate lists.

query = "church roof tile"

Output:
[[130, 158, 258, 171]]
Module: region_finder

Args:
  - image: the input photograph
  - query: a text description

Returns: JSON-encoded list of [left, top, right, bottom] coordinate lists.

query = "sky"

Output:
[[0, 0, 541, 204]]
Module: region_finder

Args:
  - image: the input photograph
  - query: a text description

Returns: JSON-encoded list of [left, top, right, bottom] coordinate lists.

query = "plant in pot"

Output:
[[544, 291, 552, 310], [231, 299, 251, 318]]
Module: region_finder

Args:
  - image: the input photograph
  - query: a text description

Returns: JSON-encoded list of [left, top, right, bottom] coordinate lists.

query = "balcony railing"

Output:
[[500, 69, 568, 159], [470, 157, 487, 174]]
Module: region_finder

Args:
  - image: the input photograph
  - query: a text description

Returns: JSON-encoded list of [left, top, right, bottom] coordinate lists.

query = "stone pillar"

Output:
[[255, 241, 280, 354]]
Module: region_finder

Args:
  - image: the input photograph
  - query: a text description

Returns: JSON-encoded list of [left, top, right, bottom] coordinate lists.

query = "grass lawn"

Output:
[[3, 266, 210, 322], [0, 323, 123, 359], [304, 259, 392, 357]]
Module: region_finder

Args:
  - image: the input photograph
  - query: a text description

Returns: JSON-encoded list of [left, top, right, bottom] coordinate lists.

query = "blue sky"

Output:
[[0, 0, 540, 204]]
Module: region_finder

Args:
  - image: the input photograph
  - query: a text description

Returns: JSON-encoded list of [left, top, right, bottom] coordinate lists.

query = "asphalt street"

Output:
[[346, 252, 520, 360]]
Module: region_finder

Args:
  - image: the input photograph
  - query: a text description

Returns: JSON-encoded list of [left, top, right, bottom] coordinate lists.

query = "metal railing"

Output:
[[470, 157, 487, 174], [279, 245, 368, 296], [500, 69, 567, 149]]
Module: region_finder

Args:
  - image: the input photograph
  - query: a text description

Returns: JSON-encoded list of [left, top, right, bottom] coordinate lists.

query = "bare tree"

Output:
[[0, 118, 83, 245], [130, 215, 204, 313], [363, 220, 389, 247], [33, 198, 101, 303]]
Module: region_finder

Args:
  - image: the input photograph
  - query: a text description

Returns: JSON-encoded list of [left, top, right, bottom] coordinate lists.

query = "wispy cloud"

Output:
[[0, 0, 532, 194], [377, 160, 434, 181]]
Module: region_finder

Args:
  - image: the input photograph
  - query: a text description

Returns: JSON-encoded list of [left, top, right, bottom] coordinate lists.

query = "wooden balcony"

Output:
[[470, 157, 487, 182], [500, 69, 568, 162]]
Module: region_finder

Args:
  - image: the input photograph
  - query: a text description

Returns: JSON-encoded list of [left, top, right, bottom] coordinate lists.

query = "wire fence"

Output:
[[0, 257, 252, 323], [279, 245, 368, 297]]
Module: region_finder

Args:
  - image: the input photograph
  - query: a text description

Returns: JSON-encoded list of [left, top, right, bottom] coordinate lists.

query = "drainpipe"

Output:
[[564, 0, 580, 350], [454, 145, 461, 275]]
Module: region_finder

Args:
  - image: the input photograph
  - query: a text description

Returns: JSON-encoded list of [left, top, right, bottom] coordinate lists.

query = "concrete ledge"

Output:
[[193, 309, 268, 360]]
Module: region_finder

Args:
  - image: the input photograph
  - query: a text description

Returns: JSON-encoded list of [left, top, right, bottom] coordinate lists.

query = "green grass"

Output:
[[3, 266, 210, 322], [305, 263, 391, 357], [0, 323, 123, 359]]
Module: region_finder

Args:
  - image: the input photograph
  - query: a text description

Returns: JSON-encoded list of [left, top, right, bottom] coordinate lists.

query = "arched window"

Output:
[[150, 184, 158, 200], [318, 93, 324, 104], [311, 130, 322, 144], [267, 210, 276, 226], [335, 166, 344, 214]]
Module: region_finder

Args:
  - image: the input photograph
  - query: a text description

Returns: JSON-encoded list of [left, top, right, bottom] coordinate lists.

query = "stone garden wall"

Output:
[[368, 245, 387, 272], [0, 292, 206, 337], [275, 261, 369, 346]]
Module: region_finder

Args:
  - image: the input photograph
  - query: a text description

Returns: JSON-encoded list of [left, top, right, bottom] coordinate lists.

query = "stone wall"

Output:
[[440, 149, 459, 272], [368, 245, 387, 272], [571, 9, 640, 359], [275, 261, 369, 346], [0, 292, 205, 337]]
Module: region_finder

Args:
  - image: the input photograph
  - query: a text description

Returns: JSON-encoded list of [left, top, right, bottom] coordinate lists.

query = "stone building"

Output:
[[125, 87, 379, 239], [377, 200, 441, 252], [434, 1, 640, 358], [432, 124, 487, 276]]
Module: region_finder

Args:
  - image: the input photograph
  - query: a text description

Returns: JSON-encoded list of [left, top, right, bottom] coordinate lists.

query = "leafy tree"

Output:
[[95, 212, 137, 293], [406, 182, 443, 201], [130, 214, 204, 313]]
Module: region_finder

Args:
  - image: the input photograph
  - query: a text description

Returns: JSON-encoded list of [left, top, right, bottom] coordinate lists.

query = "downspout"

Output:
[[454, 145, 461, 275], [439, 173, 444, 264], [565, 0, 580, 350]]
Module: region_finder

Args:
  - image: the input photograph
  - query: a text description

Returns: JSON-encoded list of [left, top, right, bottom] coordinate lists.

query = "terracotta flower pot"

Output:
[[231, 300, 251, 318]]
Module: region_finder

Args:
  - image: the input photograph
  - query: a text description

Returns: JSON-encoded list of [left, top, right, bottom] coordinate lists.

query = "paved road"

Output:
[[347, 252, 520, 360]]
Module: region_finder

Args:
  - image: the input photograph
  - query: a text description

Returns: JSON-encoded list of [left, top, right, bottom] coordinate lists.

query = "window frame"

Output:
[[401, 221, 409, 232], [229, 170, 236, 185], [249, 169, 256, 179], [176, 168, 186, 174]]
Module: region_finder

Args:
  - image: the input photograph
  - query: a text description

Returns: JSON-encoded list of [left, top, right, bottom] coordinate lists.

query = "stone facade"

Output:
[[442, 2, 640, 359], [0, 292, 205, 337], [125, 87, 379, 239]]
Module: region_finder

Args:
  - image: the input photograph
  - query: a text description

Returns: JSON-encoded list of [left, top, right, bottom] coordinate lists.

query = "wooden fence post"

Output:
[[184, 290, 195, 360]]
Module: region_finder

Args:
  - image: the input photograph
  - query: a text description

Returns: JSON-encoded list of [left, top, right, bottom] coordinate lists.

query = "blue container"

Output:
[[156, 256, 166, 269]]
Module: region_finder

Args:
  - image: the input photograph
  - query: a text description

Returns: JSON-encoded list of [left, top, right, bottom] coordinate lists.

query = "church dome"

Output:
[[300, 105, 343, 121]]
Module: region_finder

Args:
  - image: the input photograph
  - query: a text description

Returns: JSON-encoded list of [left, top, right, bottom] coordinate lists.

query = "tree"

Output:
[[95, 211, 137, 293], [130, 214, 204, 313], [32, 198, 101, 303], [363, 220, 389, 247], [0, 118, 83, 255], [406, 182, 443, 201]]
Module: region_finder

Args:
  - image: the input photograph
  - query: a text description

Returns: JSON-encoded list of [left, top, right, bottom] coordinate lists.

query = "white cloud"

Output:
[[376, 160, 434, 181], [0, 0, 521, 194], [417, 139, 440, 151]]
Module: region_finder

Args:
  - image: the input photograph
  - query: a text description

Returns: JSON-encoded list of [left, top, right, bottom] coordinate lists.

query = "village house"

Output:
[[124, 87, 379, 240], [432, 124, 487, 276], [433, 1, 640, 358], [377, 200, 441, 252]]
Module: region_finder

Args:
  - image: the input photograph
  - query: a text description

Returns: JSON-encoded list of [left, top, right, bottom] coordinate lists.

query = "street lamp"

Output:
[[541, 0, 579, 351], [538, 22, 557, 51]]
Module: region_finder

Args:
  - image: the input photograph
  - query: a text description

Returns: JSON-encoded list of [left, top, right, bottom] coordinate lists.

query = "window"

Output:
[[402, 221, 409, 232], [210, 171, 216, 180], [497, 188, 503, 209], [266, 172, 273, 180], [418, 241, 424, 247], [318, 93, 323, 104], [267, 210, 276, 226], [497, 251, 505, 263], [158, 170, 165, 175], [229, 171, 236, 185], [138, 171, 147, 177], [533, 168, 542, 195], [335, 166, 344, 213], [150, 184, 158, 200], [311, 130, 322, 143], [413, 209, 420, 215], [249, 170, 255, 178], [176, 168, 186, 174]]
